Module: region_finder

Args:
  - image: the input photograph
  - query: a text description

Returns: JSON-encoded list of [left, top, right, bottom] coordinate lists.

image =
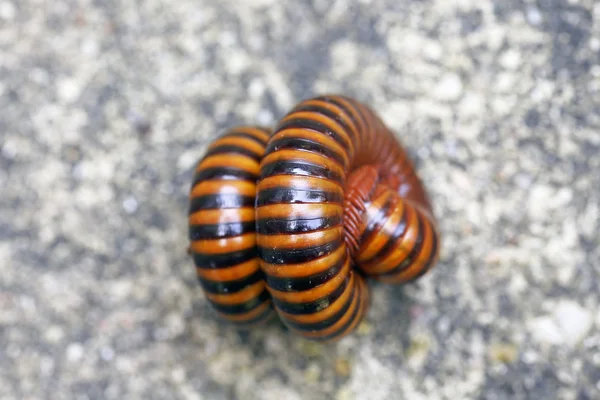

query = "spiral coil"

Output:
[[188, 95, 440, 341]]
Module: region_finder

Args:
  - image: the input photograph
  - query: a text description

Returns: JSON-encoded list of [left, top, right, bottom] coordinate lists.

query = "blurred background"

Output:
[[1, 0, 599, 399]]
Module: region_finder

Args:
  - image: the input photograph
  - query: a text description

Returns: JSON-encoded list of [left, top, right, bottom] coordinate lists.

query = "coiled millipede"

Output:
[[188, 95, 440, 341]]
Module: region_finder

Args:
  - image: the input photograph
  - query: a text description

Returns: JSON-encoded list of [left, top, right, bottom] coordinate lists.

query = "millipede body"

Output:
[[188, 95, 440, 341]]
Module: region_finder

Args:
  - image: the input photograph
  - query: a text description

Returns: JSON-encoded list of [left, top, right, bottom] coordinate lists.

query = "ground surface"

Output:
[[1, 1, 600, 399]]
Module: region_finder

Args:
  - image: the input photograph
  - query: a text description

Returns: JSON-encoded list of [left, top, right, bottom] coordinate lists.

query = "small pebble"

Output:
[[435, 73, 464, 102], [298, 341, 323, 357], [256, 109, 274, 126], [334, 357, 351, 378], [40, 357, 55, 376], [554, 300, 593, 347], [526, 7, 543, 26], [335, 387, 353, 400], [0, 1, 16, 20], [304, 363, 321, 383], [45, 325, 65, 344], [248, 79, 266, 99], [122, 197, 138, 214], [357, 321, 372, 336], [2, 140, 17, 159], [57, 77, 81, 103], [489, 343, 518, 364], [100, 346, 115, 361], [530, 317, 563, 346], [500, 50, 522, 70], [66, 343, 84, 362], [171, 367, 186, 383]]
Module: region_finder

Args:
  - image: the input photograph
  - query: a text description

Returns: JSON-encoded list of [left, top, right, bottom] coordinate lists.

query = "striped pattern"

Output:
[[255, 102, 362, 340], [188, 95, 440, 341], [188, 127, 274, 325], [355, 184, 439, 283]]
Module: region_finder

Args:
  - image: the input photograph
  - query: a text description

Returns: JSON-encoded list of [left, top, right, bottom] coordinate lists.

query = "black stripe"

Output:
[[190, 221, 256, 240], [365, 204, 408, 262], [193, 167, 258, 184], [220, 130, 269, 145], [258, 237, 342, 265], [320, 96, 371, 151], [292, 105, 355, 146], [273, 273, 349, 315], [277, 117, 351, 151], [232, 302, 274, 325], [189, 194, 255, 213], [317, 96, 362, 134], [359, 194, 394, 243], [346, 97, 371, 133], [266, 253, 346, 292], [198, 268, 263, 294], [381, 214, 425, 277], [257, 215, 342, 235], [316, 279, 363, 341], [284, 282, 355, 332], [265, 136, 346, 167], [210, 290, 270, 315], [256, 187, 343, 207], [204, 145, 262, 162], [260, 159, 343, 184], [193, 247, 257, 269], [415, 225, 438, 280]]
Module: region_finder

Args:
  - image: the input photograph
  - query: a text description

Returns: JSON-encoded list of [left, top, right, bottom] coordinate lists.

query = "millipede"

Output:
[[188, 94, 440, 341]]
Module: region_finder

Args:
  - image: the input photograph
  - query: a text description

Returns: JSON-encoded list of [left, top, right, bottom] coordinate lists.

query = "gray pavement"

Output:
[[1, 1, 599, 399]]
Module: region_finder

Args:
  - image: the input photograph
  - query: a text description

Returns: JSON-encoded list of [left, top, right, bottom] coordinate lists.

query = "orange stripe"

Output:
[[278, 271, 356, 324], [259, 245, 346, 278], [280, 111, 353, 153], [228, 127, 271, 143], [214, 301, 272, 322], [206, 281, 266, 305], [190, 233, 255, 254], [376, 218, 435, 283], [293, 99, 359, 148], [287, 275, 360, 338], [270, 128, 350, 171], [189, 207, 255, 225], [267, 257, 350, 303], [355, 190, 396, 262], [257, 226, 342, 250], [207, 136, 266, 156], [190, 180, 255, 198], [197, 258, 260, 281], [257, 175, 344, 194], [256, 203, 343, 221], [261, 149, 345, 179], [360, 206, 418, 275], [196, 154, 260, 174]]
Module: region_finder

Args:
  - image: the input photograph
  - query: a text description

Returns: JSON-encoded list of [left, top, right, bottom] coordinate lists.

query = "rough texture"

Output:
[[2, 1, 599, 399]]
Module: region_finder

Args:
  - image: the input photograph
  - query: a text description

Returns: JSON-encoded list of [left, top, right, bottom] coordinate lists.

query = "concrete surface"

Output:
[[1, 0, 599, 399]]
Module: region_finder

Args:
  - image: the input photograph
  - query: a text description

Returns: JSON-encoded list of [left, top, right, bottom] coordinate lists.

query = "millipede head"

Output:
[[343, 165, 382, 258]]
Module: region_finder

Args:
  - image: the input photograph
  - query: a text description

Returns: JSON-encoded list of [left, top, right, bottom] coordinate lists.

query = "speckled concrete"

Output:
[[2, 1, 600, 399]]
